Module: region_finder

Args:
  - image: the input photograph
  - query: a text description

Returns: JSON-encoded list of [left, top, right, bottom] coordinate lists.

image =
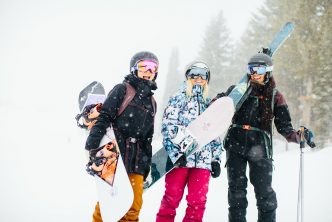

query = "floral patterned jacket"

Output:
[[162, 83, 223, 170]]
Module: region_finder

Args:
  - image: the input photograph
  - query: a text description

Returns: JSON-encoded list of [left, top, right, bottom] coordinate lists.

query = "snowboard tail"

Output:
[[78, 81, 105, 112]]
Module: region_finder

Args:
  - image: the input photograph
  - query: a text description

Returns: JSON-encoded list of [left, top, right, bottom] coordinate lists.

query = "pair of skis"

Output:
[[76, 22, 295, 221]]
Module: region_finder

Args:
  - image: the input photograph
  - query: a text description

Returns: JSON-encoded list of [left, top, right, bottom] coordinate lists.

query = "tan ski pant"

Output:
[[92, 173, 144, 222]]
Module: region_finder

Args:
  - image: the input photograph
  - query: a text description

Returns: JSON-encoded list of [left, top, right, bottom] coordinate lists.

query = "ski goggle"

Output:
[[186, 68, 210, 81], [247, 64, 273, 75], [135, 60, 158, 74]]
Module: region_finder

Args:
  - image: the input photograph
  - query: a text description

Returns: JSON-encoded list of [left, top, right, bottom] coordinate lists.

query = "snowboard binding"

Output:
[[169, 125, 198, 161], [86, 142, 120, 185], [76, 103, 103, 129]]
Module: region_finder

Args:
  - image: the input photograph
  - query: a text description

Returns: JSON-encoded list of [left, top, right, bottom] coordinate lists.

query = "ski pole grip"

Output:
[[299, 126, 305, 149]]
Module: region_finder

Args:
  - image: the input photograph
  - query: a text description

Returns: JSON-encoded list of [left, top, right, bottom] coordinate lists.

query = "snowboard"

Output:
[[76, 81, 133, 222], [144, 22, 296, 191], [144, 97, 234, 189]]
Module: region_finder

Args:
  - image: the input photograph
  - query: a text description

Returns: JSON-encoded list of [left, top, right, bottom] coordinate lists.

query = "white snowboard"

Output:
[[94, 129, 133, 222], [187, 96, 234, 149], [78, 86, 134, 222], [144, 96, 234, 190]]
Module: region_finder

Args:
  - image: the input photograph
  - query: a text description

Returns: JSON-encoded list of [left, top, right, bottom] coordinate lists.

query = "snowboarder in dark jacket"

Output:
[[217, 53, 315, 222], [85, 51, 159, 222]]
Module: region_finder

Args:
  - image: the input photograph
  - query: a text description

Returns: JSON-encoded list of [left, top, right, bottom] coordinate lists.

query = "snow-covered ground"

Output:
[[0, 106, 331, 222], [1, 1, 330, 221], [142, 143, 332, 222]]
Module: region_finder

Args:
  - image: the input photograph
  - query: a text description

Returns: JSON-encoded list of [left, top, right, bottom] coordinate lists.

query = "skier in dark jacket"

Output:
[[218, 53, 315, 222], [85, 51, 159, 222]]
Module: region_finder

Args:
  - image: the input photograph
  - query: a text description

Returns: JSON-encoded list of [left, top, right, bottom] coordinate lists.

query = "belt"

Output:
[[230, 124, 273, 159]]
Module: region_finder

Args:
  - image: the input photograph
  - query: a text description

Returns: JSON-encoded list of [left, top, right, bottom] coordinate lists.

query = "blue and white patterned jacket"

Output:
[[162, 83, 223, 170]]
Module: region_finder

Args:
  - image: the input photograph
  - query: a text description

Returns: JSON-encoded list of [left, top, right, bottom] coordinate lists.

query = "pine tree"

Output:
[[198, 11, 233, 96], [312, 1, 332, 146], [161, 48, 182, 112]]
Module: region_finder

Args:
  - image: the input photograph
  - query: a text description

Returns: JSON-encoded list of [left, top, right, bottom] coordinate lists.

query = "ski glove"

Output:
[[211, 161, 221, 178], [174, 154, 187, 167], [210, 92, 227, 104], [297, 126, 316, 148]]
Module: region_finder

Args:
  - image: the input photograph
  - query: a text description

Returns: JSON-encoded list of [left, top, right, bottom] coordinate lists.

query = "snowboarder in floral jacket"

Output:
[[156, 61, 223, 222]]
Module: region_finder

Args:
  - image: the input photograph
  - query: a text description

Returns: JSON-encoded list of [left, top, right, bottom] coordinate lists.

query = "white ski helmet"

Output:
[[185, 60, 211, 83]]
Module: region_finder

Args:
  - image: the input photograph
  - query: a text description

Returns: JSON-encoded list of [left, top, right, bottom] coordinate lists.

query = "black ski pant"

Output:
[[226, 148, 277, 222]]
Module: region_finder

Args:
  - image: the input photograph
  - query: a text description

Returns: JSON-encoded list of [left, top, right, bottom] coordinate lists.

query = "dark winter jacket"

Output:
[[85, 74, 157, 176], [224, 77, 300, 157]]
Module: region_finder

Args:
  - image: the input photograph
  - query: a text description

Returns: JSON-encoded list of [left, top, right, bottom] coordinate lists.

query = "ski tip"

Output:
[[284, 22, 296, 32]]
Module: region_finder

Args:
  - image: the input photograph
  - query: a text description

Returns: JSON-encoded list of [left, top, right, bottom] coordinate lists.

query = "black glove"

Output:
[[174, 154, 187, 167], [210, 92, 227, 104], [297, 126, 316, 148], [211, 161, 221, 178]]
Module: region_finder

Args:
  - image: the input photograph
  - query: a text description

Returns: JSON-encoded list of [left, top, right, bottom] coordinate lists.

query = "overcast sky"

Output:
[[0, 0, 264, 110]]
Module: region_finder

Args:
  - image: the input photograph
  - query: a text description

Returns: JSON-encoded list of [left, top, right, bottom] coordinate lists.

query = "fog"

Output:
[[6, 0, 316, 221], [0, 0, 264, 108]]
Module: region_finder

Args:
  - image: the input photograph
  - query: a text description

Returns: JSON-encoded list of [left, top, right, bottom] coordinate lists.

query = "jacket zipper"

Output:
[[195, 94, 201, 168], [245, 95, 254, 150]]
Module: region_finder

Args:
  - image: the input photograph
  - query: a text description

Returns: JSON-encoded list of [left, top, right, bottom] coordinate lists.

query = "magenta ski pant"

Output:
[[156, 167, 211, 222]]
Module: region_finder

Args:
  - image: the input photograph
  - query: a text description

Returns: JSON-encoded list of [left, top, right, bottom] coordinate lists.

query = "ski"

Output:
[[229, 22, 295, 111]]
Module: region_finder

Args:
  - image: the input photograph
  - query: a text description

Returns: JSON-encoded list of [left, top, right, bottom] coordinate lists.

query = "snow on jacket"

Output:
[[161, 83, 223, 170]]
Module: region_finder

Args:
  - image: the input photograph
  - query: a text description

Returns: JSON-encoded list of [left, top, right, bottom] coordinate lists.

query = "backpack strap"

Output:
[[117, 82, 157, 117], [117, 82, 136, 116]]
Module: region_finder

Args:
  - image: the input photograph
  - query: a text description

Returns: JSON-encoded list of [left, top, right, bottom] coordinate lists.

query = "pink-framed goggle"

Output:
[[135, 60, 158, 74]]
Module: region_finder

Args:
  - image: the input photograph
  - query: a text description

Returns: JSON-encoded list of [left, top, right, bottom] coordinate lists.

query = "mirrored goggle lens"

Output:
[[247, 65, 273, 75], [186, 68, 209, 80], [137, 60, 158, 74]]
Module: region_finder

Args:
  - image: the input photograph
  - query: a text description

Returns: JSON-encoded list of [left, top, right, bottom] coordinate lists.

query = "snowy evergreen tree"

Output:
[[261, 0, 332, 147], [227, 0, 332, 147], [312, 1, 332, 146], [161, 48, 182, 111], [198, 11, 233, 96]]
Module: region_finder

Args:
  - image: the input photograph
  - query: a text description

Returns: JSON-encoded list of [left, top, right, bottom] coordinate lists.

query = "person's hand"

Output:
[[211, 161, 221, 178], [297, 126, 316, 148], [210, 92, 227, 104]]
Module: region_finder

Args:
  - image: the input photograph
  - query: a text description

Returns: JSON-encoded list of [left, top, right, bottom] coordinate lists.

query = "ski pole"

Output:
[[297, 127, 305, 222]]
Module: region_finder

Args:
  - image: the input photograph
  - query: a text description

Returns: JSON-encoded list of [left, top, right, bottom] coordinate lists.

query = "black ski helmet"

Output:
[[248, 53, 273, 83], [130, 51, 159, 74], [185, 60, 211, 83], [248, 53, 273, 66]]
